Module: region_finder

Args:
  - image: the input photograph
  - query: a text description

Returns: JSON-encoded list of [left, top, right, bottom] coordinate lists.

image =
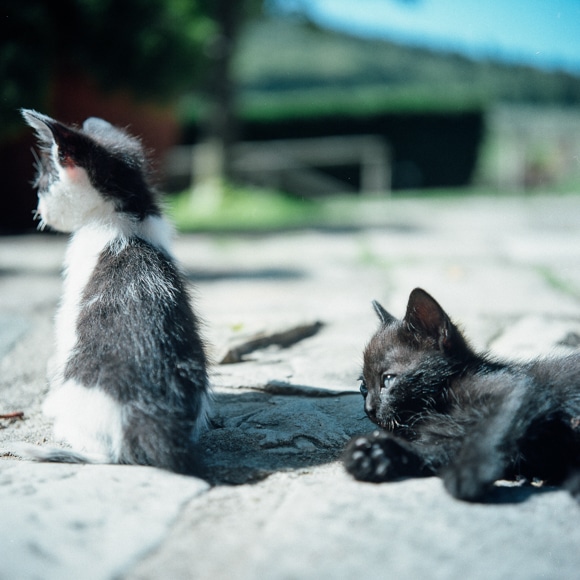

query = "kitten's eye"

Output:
[[381, 373, 397, 389], [358, 377, 368, 398]]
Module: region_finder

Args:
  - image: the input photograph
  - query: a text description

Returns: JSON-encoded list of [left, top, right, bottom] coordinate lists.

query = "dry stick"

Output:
[[0, 411, 24, 420], [220, 321, 324, 364]]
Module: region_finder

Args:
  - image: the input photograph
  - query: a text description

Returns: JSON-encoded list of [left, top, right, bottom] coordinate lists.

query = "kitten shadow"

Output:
[[200, 392, 566, 504], [200, 390, 371, 486], [482, 482, 560, 505]]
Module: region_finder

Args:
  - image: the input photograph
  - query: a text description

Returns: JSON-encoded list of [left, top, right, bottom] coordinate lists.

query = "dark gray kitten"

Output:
[[344, 288, 580, 502], [17, 109, 210, 475]]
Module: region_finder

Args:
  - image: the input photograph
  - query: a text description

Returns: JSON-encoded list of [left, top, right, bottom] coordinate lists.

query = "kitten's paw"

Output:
[[343, 430, 421, 483], [343, 431, 393, 482]]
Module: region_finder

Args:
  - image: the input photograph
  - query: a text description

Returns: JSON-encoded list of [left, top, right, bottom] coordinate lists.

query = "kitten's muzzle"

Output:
[[364, 398, 398, 431]]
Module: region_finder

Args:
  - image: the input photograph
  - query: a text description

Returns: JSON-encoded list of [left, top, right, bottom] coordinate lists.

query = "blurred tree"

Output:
[[1, 0, 268, 200], [204, 0, 419, 181], [0, 0, 216, 138], [0, 0, 227, 230], [197, 0, 264, 188]]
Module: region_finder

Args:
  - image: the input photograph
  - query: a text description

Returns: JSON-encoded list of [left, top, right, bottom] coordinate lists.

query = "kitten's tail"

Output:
[[2, 442, 110, 465]]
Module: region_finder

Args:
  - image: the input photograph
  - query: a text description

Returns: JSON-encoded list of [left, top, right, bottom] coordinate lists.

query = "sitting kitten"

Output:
[[17, 109, 210, 474], [344, 288, 580, 501]]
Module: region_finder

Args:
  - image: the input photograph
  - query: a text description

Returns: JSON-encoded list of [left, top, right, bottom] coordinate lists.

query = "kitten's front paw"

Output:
[[343, 431, 392, 482], [343, 430, 422, 483]]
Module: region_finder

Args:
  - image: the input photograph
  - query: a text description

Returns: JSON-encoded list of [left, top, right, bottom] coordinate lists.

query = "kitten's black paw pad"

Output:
[[343, 430, 406, 483]]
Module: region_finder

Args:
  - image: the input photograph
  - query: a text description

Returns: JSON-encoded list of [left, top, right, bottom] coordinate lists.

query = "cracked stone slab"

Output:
[[0, 461, 208, 580], [127, 464, 580, 580], [3, 196, 580, 580]]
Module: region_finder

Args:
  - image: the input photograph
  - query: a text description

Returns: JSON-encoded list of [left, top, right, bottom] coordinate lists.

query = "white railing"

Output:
[[165, 135, 391, 196]]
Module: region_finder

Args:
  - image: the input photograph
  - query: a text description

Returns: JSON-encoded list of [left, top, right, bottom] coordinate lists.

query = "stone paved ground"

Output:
[[2, 194, 580, 579]]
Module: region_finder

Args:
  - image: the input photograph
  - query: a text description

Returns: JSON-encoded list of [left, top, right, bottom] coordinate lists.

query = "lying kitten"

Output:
[[344, 288, 580, 501], [16, 109, 210, 474]]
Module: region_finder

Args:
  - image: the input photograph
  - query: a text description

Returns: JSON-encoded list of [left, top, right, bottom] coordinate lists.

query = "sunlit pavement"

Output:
[[2, 193, 580, 579]]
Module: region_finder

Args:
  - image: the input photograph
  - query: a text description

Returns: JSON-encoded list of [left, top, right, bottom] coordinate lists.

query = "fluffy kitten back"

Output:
[[20, 110, 211, 475]]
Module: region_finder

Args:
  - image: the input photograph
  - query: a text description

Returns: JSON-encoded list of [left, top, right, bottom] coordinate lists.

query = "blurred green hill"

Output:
[[224, 17, 580, 121]]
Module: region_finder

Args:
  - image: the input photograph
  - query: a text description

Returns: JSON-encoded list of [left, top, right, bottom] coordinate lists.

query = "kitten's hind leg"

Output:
[[343, 430, 431, 483], [563, 462, 580, 503], [441, 429, 510, 501], [441, 451, 502, 502]]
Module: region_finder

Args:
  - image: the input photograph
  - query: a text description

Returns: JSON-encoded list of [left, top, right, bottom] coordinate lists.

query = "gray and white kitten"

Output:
[[18, 109, 210, 475]]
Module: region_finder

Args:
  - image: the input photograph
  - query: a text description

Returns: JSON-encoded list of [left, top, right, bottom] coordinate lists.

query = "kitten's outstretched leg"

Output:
[[343, 430, 432, 483], [441, 377, 533, 501], [440, 441, 505, 501], [563, 468, 580, 503]]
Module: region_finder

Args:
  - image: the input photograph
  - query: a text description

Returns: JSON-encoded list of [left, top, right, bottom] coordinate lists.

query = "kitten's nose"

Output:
[[365, 401, 376, 420]]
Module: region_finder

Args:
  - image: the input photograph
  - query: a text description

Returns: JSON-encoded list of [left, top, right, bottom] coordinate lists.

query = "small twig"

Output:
[[0, 411, 24, 420], [220, 321, 324, 364]]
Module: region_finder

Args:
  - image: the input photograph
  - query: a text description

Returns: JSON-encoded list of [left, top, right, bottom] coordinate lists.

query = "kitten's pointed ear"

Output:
[[83, 117, 112, 133], [83, 116, 145, 162], [404, 288, 455, 349], [21, 109, 57, 145], [82, 117, 124, 143], [21, 108, 77, 150], [372, 300, 397, 326]]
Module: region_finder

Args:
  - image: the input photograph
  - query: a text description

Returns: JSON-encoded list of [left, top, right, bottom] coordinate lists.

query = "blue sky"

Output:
[[270, 0, 580, 73]]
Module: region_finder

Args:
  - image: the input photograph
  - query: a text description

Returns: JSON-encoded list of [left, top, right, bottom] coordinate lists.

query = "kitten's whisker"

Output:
[[33, 211, 47, 232]]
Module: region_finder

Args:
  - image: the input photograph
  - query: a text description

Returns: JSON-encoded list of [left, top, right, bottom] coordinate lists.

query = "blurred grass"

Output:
[[238, 85, 484, 122], [167, 181, 580, 233], [167, 185, 325, 231], [166, 185, 496, 233], [178, 86, 484, 130]]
